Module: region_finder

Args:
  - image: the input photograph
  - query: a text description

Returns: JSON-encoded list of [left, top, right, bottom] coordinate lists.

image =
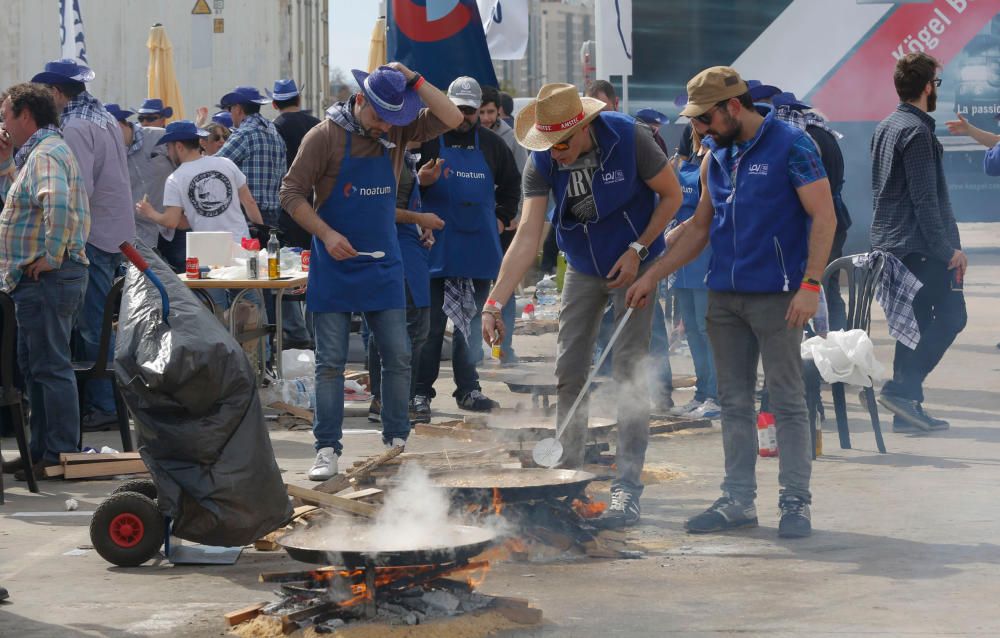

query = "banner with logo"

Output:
[[388, 0, 499, 92], [59, 0, 88, 63], [477, 0, 529, 60], [596, 0, 632, 79]]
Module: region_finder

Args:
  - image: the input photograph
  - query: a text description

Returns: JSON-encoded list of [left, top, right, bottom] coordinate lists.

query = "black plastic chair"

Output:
[[0, 291, 39, 500], [74, 277, 133, 452], [819, 253, 887, 454]]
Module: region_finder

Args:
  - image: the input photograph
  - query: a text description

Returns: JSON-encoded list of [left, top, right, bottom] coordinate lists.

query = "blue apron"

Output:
[[306, 133, 405, 313], [423, 130, 502, 280], [397, 174, 431, 308]]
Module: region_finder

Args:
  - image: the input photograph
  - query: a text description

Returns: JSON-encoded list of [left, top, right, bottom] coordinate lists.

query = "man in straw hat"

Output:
[[626, 66, 837, 539], [481, 83, 683, 529], [280, 63, 461, 481]]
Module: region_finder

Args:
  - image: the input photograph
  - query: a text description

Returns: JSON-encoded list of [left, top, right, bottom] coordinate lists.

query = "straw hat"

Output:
[[514, 83, 605, 151]]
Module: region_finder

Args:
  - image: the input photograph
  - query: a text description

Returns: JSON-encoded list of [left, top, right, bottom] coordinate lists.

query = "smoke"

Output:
[[369, 462, 452, 548]]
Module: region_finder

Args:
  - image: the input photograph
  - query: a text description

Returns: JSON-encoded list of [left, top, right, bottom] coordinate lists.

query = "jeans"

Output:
[[157, 229, 187, 273], [13, 260, 88, 464], [707, 290, 811, 503], [649, 282, 673, 397], [369, 287, 430, 401], [415, 278, 490, 400], [313, 308, 410, 452], [557, 264, 655, 490], [76, 244, 123, 415], [881, 254, 967, 403], [675, 287, 717, 402]]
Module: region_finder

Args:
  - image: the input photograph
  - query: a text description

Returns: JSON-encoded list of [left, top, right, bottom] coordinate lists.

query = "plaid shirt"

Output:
[[854, 250, 923, 349], [127, 122, 144, 156], [870, 103, 961, 265], [216, 113, 286, 218], [0, 128, 91, 292], [62, 91, 117, 130]]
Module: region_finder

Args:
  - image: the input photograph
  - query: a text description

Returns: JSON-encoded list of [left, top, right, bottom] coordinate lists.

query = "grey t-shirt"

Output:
[[521, 121, 666, 224]]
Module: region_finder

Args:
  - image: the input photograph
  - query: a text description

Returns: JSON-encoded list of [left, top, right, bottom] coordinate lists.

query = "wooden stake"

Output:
[[286, 484, 376, 517]]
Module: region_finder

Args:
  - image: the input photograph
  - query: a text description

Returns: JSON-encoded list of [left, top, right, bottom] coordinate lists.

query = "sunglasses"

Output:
[[138, 115, 159, 123], [458, 106, 478, 115], [550, 140, 571, 151], [931, 77, 943, 87], [692, 101, 729, 125]]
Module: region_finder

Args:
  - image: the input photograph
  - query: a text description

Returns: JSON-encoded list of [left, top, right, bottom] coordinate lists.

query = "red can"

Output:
[[185, 256, 199, 278], [301, 250, 311, 272]]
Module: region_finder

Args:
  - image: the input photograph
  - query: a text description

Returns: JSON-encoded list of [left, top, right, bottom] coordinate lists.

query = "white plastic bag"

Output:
[[282, 349, 316, 379], [801, 329, 886, 387]]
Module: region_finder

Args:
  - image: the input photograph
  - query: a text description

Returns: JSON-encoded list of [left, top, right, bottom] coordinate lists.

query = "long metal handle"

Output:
[[554, 306, 634, 440]]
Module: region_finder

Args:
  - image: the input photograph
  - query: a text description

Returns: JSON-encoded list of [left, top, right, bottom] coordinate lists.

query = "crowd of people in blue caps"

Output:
[[0, 47, 991, 567]]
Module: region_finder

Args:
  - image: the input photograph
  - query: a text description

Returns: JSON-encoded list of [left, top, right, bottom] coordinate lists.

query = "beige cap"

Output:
[[679, 66, 749, 118]]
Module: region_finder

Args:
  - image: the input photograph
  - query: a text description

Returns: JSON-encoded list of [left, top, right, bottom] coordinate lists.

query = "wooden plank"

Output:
[[649, 417, 712, 435], [333, 487, 383, 502], [44, 465, 65, 478], [224, 601, 267, 626], [63, 459, 147, 479], [286, 484, 376, 517], [268, 401, 313, 422], [314, 445, 403, 494], [60, 452, 142, 464]]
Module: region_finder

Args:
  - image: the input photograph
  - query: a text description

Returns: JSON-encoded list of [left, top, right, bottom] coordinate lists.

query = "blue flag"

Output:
[[388, 0, 499, 92]]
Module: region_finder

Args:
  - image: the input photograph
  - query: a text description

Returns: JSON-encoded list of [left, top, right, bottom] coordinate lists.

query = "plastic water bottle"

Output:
[[535, 275, 558, 319], [267, 230, 280, 280], [813, 285, 829, 336], [280, 376, 315, 409]]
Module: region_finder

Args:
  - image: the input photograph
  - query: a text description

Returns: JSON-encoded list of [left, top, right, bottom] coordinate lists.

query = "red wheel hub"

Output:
[[109, 512, 145, 548]]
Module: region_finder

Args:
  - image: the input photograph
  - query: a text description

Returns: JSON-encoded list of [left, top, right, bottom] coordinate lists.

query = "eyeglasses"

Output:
[[931, 77, 943, 87], [692, 100, 728, 125], [138, 115, 159, 123]]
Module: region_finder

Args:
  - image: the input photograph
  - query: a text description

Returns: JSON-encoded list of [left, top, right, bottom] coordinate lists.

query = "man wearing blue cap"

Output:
[[280, 63, 462, 480], [32, 58, 137, 431], [136, 98, 173, 128], [635, 109, 669, 156], [105, 104, 176, 251], [0, 83, 90, 477], [215, 86, 286, 228]]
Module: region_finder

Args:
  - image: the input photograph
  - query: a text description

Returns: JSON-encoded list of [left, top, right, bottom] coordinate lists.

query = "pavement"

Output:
[[1, 223, 999, 637]]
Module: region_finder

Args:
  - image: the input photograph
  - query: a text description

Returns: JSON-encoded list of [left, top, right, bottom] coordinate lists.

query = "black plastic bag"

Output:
[[114, 243, 292, 546]]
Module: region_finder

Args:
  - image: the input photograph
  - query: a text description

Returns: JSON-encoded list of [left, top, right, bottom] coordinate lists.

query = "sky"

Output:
[[329, 0, 381, 78]]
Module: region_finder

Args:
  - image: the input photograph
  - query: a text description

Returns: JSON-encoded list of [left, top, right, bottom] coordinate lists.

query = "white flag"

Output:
[[477, 0, 529, 60], [59, 0, 88, 63], [595, 0, 632, 78]]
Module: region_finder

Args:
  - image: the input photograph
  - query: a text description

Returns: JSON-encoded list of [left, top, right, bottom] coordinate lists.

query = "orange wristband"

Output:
[[800, 282, 821, 293]]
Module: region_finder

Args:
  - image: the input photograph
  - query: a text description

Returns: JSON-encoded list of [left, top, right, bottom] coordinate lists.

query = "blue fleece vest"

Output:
[[673, 159, 711, 290], [704, 112, 810, 293], [531, 112, 663, 278]]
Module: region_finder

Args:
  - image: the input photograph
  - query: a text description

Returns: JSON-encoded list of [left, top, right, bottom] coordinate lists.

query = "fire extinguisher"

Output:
[[757, 411, 778, 457]]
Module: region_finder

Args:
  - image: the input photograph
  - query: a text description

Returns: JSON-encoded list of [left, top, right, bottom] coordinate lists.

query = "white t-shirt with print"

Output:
[[163, 156, 251, 241]]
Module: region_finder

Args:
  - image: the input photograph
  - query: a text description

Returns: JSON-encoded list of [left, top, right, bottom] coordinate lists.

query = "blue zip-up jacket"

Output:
[[530, 112, 663, 278], [704, 111, 810, 293], [672, 159, 711, 289]]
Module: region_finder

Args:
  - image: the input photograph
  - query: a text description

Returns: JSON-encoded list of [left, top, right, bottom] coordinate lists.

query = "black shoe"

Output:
[[0, 585, 8, 602], [915, 404, 949, 430], [2, 457, 25, 474], [410, 395, 431, 424], [778, 495, 812, 538], [593, 486, 641, 529], [456, 390, 499, 412], [685, 495, 758, 534], [368, 398, 382, 423], [877, 393, 931, 431], [14, 462, 56, 481], [81, 410, 118, 432], [892, 417, 929, 434]]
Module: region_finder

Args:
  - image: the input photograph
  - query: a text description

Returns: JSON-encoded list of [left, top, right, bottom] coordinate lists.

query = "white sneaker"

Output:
[[670, 399, 701, 417], [384, 437, 406, 451], [687, 398, 721, 419], [308, 447, 338, 481]]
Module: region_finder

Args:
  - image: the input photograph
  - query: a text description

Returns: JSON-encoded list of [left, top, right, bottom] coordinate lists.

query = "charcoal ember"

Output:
[[459, 592, 493, 612], [422, 589, 460, 613], [381, 603, 412, 617]]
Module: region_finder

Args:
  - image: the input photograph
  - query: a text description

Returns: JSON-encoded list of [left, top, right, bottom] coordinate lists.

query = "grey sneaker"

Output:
[[383, 437, 406, 451], [778, 495, 812, 538], [410, 395, 431, 424], [685, 495, 758, 534], [593, 486, 641, 529], [456, 389, 499, 412], [915, 404, 949, 430], [877, 393, 931, 431]]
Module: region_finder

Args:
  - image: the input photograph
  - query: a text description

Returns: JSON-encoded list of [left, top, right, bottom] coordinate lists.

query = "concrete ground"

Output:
[[1, 224, 999, 637]]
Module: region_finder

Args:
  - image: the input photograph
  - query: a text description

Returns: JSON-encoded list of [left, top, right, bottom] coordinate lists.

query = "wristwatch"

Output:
[[629, 241, 649, 261]]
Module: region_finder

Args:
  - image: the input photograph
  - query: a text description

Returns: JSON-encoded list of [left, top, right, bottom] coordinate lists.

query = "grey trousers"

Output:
[[706, 290, 812, 503], [556, 264, 656, 489]]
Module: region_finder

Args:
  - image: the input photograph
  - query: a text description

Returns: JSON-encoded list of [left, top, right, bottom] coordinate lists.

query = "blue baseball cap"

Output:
[[747, 80, 781, 102], [136, 98, 173, 118], [635, 108, 668, 126], [351, 66, 423, 126], [772, 92, 811, 111], [211, 110, 233, 128], [31, 58, 95, 86], [155, 120, 209, 145], [673, 93, 688, 108], [104, 103, 135, 122], [267, 78, 304, 101], [217, 86, 271, 108]]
